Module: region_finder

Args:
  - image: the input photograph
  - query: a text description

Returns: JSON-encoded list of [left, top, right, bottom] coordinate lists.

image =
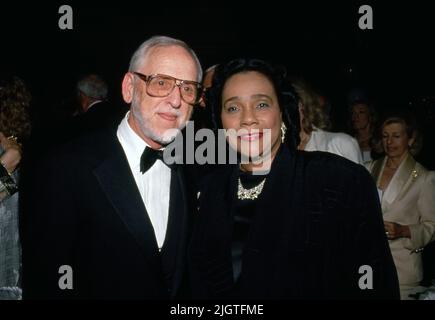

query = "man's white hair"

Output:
[[77, 74, 108, 100], [128, 35, 203, 82]]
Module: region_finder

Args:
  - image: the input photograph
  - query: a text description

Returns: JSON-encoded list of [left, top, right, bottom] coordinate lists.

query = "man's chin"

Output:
[[160, 136, 177, 145], [155, 129, 180, 145]]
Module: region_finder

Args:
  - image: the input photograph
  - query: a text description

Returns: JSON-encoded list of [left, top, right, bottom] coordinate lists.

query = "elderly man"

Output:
[[22, 36, 203, 299]]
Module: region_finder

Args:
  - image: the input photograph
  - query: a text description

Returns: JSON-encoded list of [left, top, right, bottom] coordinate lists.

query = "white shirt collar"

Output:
[[117, 111, 149, 170], [87, 100, 103, 111]]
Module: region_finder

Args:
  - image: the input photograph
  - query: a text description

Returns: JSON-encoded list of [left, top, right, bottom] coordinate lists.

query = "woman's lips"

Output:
[[238, 132, 263, 141]]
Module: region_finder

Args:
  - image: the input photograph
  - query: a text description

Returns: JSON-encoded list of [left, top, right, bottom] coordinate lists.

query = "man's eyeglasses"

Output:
[[133, 72, 203, 105]]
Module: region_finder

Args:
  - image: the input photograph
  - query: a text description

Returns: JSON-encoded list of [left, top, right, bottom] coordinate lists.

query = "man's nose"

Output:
[[167, 85, 182, 108]]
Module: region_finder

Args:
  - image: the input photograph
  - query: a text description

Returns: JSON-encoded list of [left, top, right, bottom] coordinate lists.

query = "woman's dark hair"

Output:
[[0, 76, 32, 140], [206, 58, 300, 152]]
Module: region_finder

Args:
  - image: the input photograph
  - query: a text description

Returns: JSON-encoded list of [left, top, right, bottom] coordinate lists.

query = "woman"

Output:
[[188, 59, 399, 299], [349, 101, 379, 163], [293, 79, 362, 164], [0, 76, 30, 300], [365, 114, 435, 299]]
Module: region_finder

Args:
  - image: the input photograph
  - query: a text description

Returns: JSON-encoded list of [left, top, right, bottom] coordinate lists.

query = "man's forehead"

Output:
[[140, 46, 198, 80], [143, 46, 192, 66]]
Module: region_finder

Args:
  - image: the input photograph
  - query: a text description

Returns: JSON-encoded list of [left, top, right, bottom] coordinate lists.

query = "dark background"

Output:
[[1, 0, 434, 167], [1, 0, 435, 296]]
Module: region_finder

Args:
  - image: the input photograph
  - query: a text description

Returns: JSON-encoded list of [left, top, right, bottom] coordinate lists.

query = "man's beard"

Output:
[[130, 92, 187, 145]]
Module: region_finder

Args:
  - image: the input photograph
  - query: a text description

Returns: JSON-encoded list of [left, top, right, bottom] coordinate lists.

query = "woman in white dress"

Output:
[[365, 113, 435, 299]]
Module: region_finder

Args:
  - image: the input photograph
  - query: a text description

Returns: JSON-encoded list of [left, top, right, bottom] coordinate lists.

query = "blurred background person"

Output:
[[365, 112, 435, 299], [349, 99, 380, 163], [194, 64, 218, 129], [76, 73, 109, 115], [0, 76, 31, 300], [292, 79, 362, 164], [67, 74, 125, 139], [186, 64, 219, 187], [199, 64, 218, 108]]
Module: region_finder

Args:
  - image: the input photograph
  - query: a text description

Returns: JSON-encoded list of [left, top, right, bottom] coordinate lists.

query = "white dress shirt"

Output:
[[117, 112, 171, 249]]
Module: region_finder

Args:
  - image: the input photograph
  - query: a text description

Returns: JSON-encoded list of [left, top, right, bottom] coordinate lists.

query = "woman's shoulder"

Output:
[[310, 130, 362, 163], [294, 151, 375, 203], [297, 149, 365, 178], [364, 157, 384, 171], [414, 160, 430, 173], [325, 131, 359, 148], [414, 161, 435, 182]]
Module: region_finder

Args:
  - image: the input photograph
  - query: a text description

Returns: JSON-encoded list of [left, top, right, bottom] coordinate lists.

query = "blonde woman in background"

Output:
[[292, 79, 363, 164], [349, 100, 379, 163]]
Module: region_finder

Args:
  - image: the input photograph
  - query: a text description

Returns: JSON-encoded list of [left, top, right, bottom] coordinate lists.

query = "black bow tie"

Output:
[[140, 147, 174, 173]]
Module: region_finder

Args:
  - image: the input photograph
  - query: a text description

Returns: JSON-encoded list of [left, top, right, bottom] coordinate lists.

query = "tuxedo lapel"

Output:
[[93, 138, 162, 275], [382, 154, 416, 209], [370, 157, 385, 185], [393, 154, 418, 201], [163, 165, 190, 296]]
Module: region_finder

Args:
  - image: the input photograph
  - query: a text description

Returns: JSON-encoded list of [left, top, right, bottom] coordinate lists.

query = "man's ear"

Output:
[[122, 73, 134, 103]]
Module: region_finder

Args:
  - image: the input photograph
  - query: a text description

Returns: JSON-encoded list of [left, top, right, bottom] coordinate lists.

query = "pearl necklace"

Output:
[[237, 177, 266, 200]]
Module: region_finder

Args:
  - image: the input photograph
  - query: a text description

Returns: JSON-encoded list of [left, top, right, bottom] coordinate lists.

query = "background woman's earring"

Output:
[[281, 123, 287, 143]]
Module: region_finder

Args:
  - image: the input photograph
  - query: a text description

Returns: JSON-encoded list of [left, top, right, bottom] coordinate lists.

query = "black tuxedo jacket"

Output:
[[189, 146, 400, 299], [67, 101, 126, 140], [21, 129, 195, 299]]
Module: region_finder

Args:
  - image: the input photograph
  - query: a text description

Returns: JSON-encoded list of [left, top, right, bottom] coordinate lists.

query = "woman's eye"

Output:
[[226, 105, 239, 113], [257, 102, 269, 109]]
